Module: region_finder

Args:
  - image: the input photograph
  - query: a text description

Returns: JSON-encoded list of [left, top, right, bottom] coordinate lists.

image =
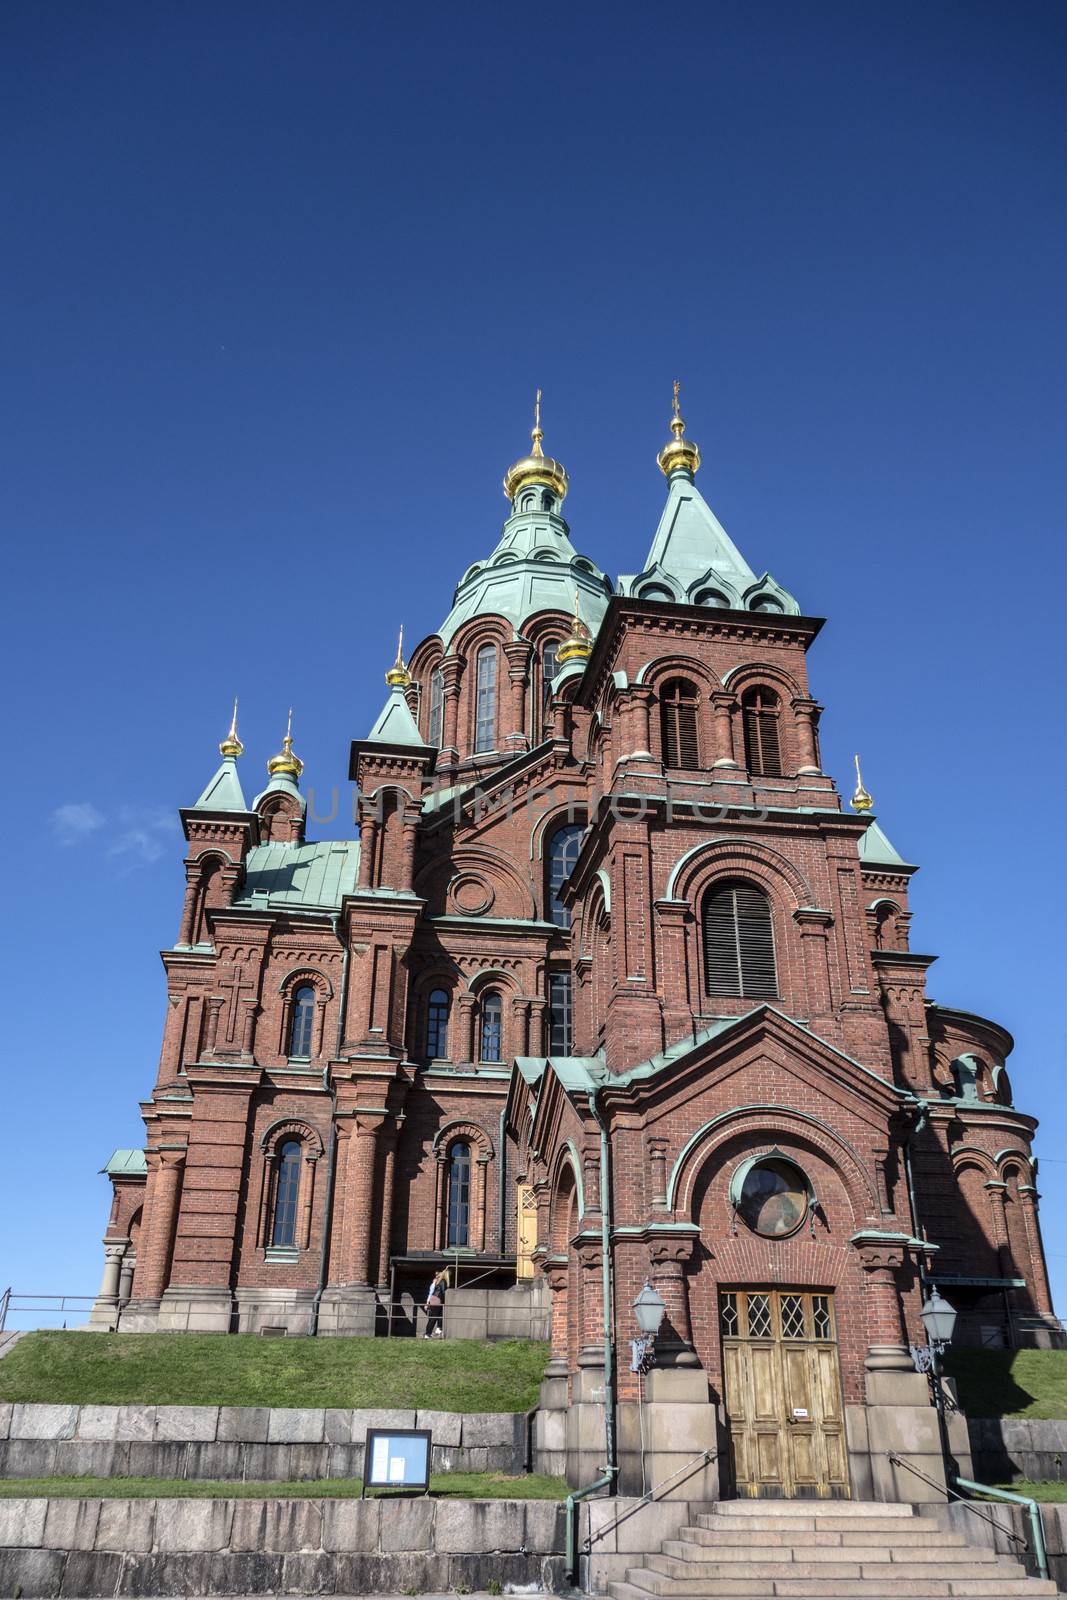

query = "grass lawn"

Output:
[[0, 1332, 549, 1411], [0, 1474, 567, 1501], [983, 1481, 1067, 1503], [943, 1349, 1067, 1420]]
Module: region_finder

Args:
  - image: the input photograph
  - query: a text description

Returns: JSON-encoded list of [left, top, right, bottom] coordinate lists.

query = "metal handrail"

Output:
[[885, 1450, 1048, 1579], [583, 1448, 719, 1551], [0, 1292, 95, 1332]]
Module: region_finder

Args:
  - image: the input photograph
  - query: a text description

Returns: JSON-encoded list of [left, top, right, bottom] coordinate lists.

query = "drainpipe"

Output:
[[565, 1087, 618, 1585], [953, 1478, 1049, 1583], [498, 1106, 507, 1257], [902, 1097, 930, 1281], [310, 914, 349, 1336]]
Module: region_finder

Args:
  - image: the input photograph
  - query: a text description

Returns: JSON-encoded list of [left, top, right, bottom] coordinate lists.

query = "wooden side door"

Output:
[[516, 1184, 537, 1280], [719, 1289, 849, 1499]]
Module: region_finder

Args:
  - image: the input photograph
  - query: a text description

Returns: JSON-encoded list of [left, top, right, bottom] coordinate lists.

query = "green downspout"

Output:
[[310, 914, 349, 1336], [952, 1478, 1049, 1582], [565, 1087, 618, 1586], [902, 1097, 929, 1279]]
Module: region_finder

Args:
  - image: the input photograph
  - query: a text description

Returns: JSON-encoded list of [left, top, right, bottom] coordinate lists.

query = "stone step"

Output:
[[677, 1524, 970, 1548], [695, 1513, 944, 1535], [613, 1574, 1057, 1598], [706, 1499, 919, 1517], [641, 1555, 1013, 1582], [657, 1544, 999, 1569]]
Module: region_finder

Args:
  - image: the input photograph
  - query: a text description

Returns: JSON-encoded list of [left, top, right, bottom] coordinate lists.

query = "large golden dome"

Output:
[[503, 391, 569, 504]]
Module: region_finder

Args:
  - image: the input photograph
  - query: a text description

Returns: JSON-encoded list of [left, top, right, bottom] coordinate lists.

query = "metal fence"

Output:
[[0, 1289, 96, 1332]]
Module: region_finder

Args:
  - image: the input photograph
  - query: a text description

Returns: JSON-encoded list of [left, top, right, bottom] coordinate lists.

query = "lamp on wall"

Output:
[[920, 1289, 958, 1351], [913, 1287, 959, 1490], [630, 1279, 666, 1374]]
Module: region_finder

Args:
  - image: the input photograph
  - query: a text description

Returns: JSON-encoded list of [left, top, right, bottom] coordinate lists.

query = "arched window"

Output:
[[289, 985, 316, 1058], [541, 640, 560, 712], [271, 1139, 302, 1248], [661, 678, 700, 768], [426, 989, 450, 1059], [427, 667, 444, 747], [742, 686, 782, 777], [546, 823, 584, 927], [474, 644, 497, 753], [447, 1142, 471, 1247], [702, 881, 778, 998], [480, 993, 503, 1063]]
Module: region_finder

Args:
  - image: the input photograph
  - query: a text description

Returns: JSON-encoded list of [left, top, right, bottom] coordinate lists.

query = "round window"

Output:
[[737, 1158, 809, 1238]]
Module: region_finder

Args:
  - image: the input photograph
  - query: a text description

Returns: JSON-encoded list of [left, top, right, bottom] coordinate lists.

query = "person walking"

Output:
[[423, 1267, 448, 1338]]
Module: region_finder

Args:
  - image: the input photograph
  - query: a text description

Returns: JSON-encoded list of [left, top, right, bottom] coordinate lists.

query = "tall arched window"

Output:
[[661, 678, 700, 768], [271, 1139, 302, 1247], [474, 644, 497, 753], [289, 985, 316, 1058], [546, 823, 584, 927], [742, 686, 782, 776], [702, 881, 778, 998], [447, 1142, 471, 1246], [480, 993, 503, 1062], [426, 989, 450, 1059], [549, 971, 573, 1054], [541, 640, 560, 712], [427, 667, 444, 747]]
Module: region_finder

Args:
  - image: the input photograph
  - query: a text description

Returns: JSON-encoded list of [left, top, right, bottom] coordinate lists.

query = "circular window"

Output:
[[737, 1158, 809, 1238]]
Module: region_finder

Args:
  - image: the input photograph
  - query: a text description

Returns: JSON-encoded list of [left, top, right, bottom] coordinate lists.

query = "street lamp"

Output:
[[630, 1280, 666, 1373], [917, 1289, 959, 1489]]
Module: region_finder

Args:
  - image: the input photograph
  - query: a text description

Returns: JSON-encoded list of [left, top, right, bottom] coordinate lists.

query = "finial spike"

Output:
[[658, 380, 701, 478], [219, 696, 244, 759], [385, 623, 412, 688], [531, 388, 545, 458], [266, 707, 303, 779], [852, 753, 874, 813]]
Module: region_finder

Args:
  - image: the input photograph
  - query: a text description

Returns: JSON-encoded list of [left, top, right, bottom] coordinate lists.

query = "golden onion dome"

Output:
[[657, 380, 701, 480], [556, 592, 593, 665], [384, 624, 412, 689], [267, 709, 304, 778], [503, 390, 569, 504], [219, 697, 244, 759], [851, 753, 873, 813]]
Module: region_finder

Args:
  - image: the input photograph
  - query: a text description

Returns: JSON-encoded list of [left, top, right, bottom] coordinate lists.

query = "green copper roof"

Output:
[[101, 1148, 147, 1177], [191, 755, 249, 813], [233, 840, 360, 910], [252, 767, 307, 813], [858, 819, 913, 868], [366, 685, 428, 747], [617, 474, 799, 614], [437, 505, 611, 650]]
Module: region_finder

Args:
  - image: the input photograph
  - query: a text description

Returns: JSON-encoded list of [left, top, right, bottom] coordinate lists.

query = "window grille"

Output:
[[548, 972, 572, 1054], [702, 881, 778, 998], [480, 993, 503, 1062]]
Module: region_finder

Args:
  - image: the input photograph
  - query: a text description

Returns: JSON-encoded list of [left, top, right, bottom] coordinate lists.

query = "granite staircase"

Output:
[[608, 1498, 1059, 1598]]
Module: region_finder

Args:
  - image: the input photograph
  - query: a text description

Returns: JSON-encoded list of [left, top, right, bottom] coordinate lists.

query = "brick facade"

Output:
[[96, 418, 1059, 1405]]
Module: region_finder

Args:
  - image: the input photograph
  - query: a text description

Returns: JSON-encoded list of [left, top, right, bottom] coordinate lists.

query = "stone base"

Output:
[[157, 1286, 234, 1334], [315, 1284, 380, 1337], [846, 1368, 973, 1502], [443, 1280, 550, 1341], [115, 1298, 160, 1333], [616, 1366, 720, 1499], [88, 1298, 119, 1332], [234, 1287, 317, 1336], [1013, 1312, 1066, 1349]]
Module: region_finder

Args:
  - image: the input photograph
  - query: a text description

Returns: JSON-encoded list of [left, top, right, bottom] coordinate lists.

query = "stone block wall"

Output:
[[968, 1416, 1067, 1484], [927, 1496, 1067, 1591], [0, 1495, 565, 1597], [0, 1403, 526, 1482]]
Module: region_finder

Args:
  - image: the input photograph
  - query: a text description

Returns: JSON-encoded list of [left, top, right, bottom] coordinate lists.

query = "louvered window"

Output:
[[702, 881, 778, 998], [661, 679, 700, 769], [742, 687, 782, 776]]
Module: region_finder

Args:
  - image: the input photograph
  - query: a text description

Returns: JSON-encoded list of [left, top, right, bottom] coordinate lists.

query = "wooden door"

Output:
[[720, 1289, 849, 1498], [516, 1184, 537, 1279]]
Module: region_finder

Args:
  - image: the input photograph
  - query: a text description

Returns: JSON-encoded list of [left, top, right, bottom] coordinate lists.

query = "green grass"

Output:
[[979, 1481, 1067, 1504], [942, 1349, 1067, 1420], [0, 1332, 549, 1411], [0, 1473, 567, 1500]]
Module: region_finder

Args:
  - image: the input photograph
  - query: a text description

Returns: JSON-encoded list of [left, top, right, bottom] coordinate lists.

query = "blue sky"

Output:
[[4, 1, 1066, 1324]]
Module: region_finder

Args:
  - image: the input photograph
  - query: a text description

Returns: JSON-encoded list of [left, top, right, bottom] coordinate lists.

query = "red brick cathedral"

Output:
[[96, 393, 1059, 1496]]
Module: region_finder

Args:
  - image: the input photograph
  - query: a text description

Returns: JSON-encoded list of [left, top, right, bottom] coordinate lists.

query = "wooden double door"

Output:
[[720, 1288, 850, 1498]]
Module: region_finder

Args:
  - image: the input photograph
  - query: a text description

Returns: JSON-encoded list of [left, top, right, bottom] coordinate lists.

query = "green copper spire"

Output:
[[191, 703, 249, 811]]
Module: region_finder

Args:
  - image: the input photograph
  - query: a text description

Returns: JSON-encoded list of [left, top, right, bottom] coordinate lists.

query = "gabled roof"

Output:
[[617, 474, 799, 614], [231, 840, 360, 910], [190, 755, 248, 813], [366, 686, 428, 747]]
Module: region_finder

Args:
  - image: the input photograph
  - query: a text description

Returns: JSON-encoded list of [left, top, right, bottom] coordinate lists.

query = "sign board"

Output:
[[361, 1428, 432, 1496]]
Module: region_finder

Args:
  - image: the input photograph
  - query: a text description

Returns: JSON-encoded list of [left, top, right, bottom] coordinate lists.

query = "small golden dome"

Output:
[[851, 753, 873, 813], [219, 697, 243, 759], [503, 390, 569, 504], [657, 380, 701, 480], [556, 592, 593, 665], [267, 709, 304, 778], [384, 624, 412, 689]]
